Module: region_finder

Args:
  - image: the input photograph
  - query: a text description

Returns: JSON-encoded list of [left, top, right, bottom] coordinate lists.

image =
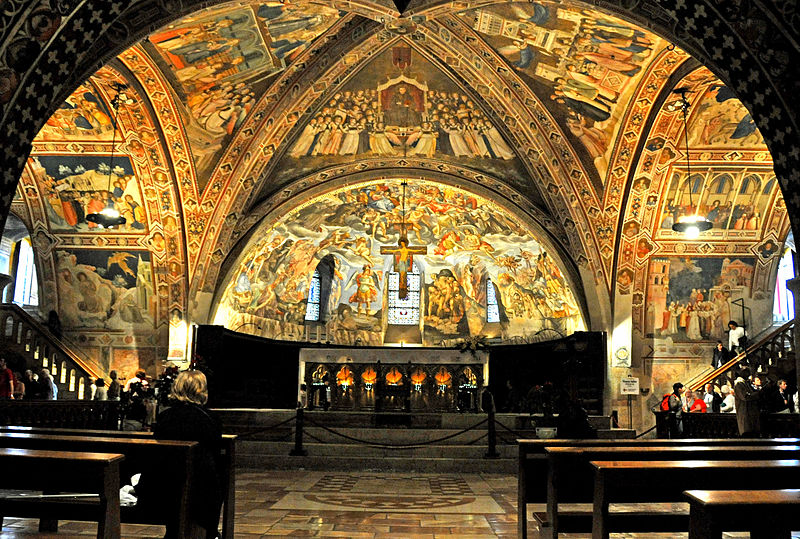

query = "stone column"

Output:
[[786, 276, 800, 393]]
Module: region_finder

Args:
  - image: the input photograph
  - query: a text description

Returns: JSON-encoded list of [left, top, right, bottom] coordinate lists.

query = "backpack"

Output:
[[660, 393, 672, 412]]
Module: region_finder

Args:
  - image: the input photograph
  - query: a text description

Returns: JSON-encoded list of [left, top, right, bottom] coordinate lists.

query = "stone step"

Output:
[[238, 441, 517, 459], [237, 452, 515, 473]]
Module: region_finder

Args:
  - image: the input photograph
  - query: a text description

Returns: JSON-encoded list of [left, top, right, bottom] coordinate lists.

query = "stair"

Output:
[[689, 320, 795, 390], [216, 409, 623, 473], [0, 303, 101, 399]]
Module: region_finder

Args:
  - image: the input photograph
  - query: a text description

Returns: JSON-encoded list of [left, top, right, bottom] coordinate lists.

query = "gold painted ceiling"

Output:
[[10, 0, 784, 356]]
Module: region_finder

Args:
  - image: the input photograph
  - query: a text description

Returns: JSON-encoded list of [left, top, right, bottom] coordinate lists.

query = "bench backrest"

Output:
[[0, 446, 124, 492], [518, 438, 800, 503], [543, 445, 800, 502], [592, 459, 800, 503]]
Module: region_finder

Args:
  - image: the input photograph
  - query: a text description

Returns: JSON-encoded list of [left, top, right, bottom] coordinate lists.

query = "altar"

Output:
[[299, 347, 488, 413]]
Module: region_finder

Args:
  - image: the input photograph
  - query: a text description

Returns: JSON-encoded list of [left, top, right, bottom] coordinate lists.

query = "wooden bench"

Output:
[[517, 437, 800, 538], [685, 489, 800, 539], [0, 425, 236, 538], [0, 432, 198, 536], [591, 459, 800, 539], [0, 447, 123, 539], [543, 444, 800, 538]]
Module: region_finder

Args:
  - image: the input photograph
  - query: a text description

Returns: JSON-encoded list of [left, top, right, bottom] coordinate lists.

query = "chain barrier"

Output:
[[302, 413, 489, 449]]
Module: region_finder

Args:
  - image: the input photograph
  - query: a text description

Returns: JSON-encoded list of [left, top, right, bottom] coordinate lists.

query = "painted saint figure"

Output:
[[348, 264, 379, 315]]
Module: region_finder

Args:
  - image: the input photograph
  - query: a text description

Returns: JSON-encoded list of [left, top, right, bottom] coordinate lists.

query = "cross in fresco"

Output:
[[380, 182, 427, 299], [380, 229, 427, 299]]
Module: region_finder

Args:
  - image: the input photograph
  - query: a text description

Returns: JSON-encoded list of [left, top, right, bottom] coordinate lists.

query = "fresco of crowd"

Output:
[[290, 88, 516, 159]]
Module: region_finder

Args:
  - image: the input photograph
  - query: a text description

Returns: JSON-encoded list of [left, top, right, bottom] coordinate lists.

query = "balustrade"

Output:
[[0, 304, 102, 399]]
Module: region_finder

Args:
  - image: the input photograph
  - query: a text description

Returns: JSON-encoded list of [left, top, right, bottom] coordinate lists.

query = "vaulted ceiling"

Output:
[[7, 0, 787, 362]]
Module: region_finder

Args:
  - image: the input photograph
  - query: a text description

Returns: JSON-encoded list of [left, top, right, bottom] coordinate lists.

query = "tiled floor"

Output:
[[0, 470, 797, 537]]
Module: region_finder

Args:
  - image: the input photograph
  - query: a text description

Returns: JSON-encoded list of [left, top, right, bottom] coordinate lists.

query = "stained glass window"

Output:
[[487, 279, 499, 323], [387, 263, 420, 325], [304, 269, 321, 321]]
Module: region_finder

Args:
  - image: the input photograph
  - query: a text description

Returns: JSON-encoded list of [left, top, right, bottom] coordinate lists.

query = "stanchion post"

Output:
[[484, 407, 500, 459], [289, 408, 307, 456]]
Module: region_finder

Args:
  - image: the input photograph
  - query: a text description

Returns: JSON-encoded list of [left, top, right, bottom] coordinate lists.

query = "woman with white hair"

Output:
[[719, 384, 736, 413]]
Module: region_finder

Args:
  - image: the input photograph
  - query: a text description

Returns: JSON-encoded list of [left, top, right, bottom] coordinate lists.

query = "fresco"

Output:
[[644, 257, 755, 342], [688, 84, 765, 147], [28, 154, 147, 233], [459, 1, 666, 180], [658, 170, 778, 234], [146, 1, 341, 183], [37, 83, 117, 141], [213, 181, 584, 346], [54, 249, 155, 330], [275, 45, 525, 186]]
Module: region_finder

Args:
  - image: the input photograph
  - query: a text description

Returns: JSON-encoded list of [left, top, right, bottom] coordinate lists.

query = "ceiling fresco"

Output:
[[270, 45, 527, 188], [458, 1, 667, 183], [9, 0, 787, 367], [213, 180, 585, 346], [612, 68, 787, 365], [142, 0, 344, 185], [14, 66, 189, 376]]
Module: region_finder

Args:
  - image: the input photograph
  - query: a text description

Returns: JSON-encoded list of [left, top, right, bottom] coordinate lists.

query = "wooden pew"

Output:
[[0, 425, 237, 539], [543, 445, 800, 538], [0, 432, 198, 536], [0, 447, 123, 539], [517, 437, 800, 538], [591, 459, 800, 539], [684, 489, 800, 539]]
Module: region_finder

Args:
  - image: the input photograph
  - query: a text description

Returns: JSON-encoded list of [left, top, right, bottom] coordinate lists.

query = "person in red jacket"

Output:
[[0, 358, 14, 399], [686, 389, 707, 413]]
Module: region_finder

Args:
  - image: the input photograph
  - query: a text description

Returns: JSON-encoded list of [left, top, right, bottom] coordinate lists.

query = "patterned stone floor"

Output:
[[0, 470, 798, 537]]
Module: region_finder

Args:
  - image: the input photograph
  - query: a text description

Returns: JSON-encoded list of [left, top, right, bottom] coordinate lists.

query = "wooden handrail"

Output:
[[0, 303, 103, 380], [689, 319, 794, 391]]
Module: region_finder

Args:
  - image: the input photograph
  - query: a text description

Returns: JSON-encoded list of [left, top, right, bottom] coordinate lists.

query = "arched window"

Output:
[[487, 279, 500, 323], [304, 269, 321, 321], [305, 255, 336, 323], [12, 238, 38, 307], [387, 262, 421, 325]]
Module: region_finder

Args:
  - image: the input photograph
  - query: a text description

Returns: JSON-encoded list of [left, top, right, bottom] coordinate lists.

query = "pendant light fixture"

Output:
[[85, 82, 133, 229], [670, 87, 712, 239]]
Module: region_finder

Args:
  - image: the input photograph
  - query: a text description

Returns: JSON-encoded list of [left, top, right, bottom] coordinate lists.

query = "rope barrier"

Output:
[[303, 414, 488, 449], [634, 424, 657, 439], [494, 419, 530, 439], [237, 414, 297, 439]]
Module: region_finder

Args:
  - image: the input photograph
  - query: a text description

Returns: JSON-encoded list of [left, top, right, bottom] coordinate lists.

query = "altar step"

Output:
[[218, 409, 620, 472], [237, 441, 518, 473]]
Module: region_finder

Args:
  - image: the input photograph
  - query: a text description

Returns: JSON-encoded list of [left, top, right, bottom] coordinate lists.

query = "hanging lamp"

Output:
[[669, 87, 712, 239], [85, 82, 133, 229]]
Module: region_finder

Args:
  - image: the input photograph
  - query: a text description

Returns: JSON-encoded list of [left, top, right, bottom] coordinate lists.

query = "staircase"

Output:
[[688, 320, 795, 391], [0, 303, 102, 399], [216, 409, 623, 473]]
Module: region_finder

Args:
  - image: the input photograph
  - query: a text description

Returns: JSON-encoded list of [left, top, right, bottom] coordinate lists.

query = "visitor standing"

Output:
[[0, 358, 14, 399], [711, 341, 729, 369], [667, 382, 685, 437], [734, 368, 761, 436], [93, 378, 108, 400], [107, 370, 121, 400], [728, 320, 746, 356]]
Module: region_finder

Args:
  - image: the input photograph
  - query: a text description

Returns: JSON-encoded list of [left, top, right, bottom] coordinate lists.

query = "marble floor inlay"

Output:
[[0, 470, 799, 537]]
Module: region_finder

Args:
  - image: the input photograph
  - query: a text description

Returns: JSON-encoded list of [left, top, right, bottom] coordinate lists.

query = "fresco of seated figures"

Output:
[[273, 46, 525, 187], [27, 154, 148, 234], [458, 1, 667, 184], [213, 181, 584, 347], [143, 0, 342, 184]]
